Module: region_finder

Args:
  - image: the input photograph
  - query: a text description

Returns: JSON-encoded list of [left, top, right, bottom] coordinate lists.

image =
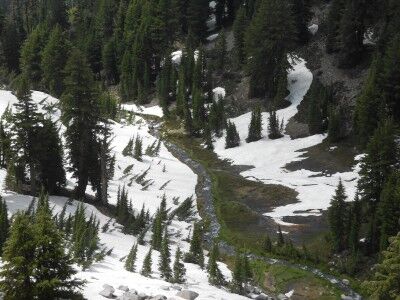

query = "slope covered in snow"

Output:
[[0, 90, 247, 300], [212, 58, 360, 225]]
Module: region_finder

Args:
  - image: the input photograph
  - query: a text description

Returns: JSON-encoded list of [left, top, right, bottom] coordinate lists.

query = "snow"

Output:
[[212, 87, 226, 102], [0, 90, 247, 300], [212, 58, 360, 225], [121, 103, 163, 118], [285, 289, 294, 298], [207, 33, 219, 42], [308, 24, 319, 35]]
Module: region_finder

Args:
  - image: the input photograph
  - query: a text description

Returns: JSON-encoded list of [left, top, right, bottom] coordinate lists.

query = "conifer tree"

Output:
[[33, 191, 82, 298], [348, 193, 362, 253], [102, 38, 119, 86], [244, 0, 296, 98], [362, 233, 400, 299], [61, 48, 100, 199], [125, 243, 138, 272], [325, 0, 345, 53], [328, 180, 348, 252], [207, 241, 225, 286], [176, 67, 186, 118], [225, 121, 240, 149], [291, 0, 312, 44], [203, 125, 214, 150], [0, 212, 36, 299], [184, 222, 204, 268], [192, 88, 206, 136], [141, 247, 153, 277], [41, 25, 69, 97], [247, 106, 262, 143], [186, 0, 209, 40], [327, 107, 343, 143], [173, 247, 186, 283], [263, 234, 273, 253], [233, 6, 248, 66], [277, 225, 285, 247], [215, 30, 227, 71], [268, 110, 283, 139], [134, 135, 143, 161], [0, 197, 9, 252], [159, 227, 172, 281], [152, 210, 163, 251], [231, 251, 245, 294]]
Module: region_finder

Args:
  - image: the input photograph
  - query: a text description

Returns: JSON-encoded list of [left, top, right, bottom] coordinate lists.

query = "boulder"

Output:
[[138, 292, 148, 300], [277, 294, 288, 300], [255, 294, 269, 300], [160, 285, 170, 291], [175, 290, 199, 300], [119, 292, 141, 300], [119, 285, 130, 292], [100, 284, 115, 298], [342, 279, 350, 285], [171, 285, 182, 291], [151, 295, 167, 300]]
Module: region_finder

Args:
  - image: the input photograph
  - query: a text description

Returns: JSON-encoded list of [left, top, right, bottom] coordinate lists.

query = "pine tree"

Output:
[[244, 0, 296, 98], [192, 88, 206, 136], [268, 110, 283, 139], [207, 241, 225, 286], [12, 74, 42, 195], [231, 251, 245, 294], [173, 247, 186, 283], [215, 30, 227, 71], [291, 0, 312, 44], [102, 38, 119, 86], [186, 0, 209, 41], [0, 197, 9, 252], [41, 25, 69, 97], [203, 125, 214, 150], [263, 234, 272, 253], [358, 119, 398, 253], [0, 212, 36, 299], [176, 66, 186, 118], [159, 227, 172, 281], [325, 0, 345, 53], [327, 107, 343, 143], [225, 121, 240, 149], [328, 180, 348, 252], [277, 225, 285, 247], [377, 173, 400, 251], [362, 233, 400, 299], [152, 210, 163, 251], [141, 247, 153, 277], [184, 222, 204, 268], [33, 191, 82, 298], [247, 106, 262, 143], [61, 48, 100, 199], [134, 135, 143, 161], [233, 6, 248, 66], [348, 193, 362, 253], [125, 243, 138, 272]]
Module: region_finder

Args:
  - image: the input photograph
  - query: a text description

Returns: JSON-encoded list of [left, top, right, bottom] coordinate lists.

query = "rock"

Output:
[[342, 279, 350, 285], [119, 285, 130, 292], [255, 294, 269, 300], [253, 287, 262, 295], [151, 296, 167, 300], [171, 285, 182, 291], [175, 290, 199, 300], [119, 292, 140, 300], [99, 284, 115, 298], [138, 292, 147, 300], [277, 294, 288, 300], [160, 285, 170, 291], [341, 295, 354, 300]]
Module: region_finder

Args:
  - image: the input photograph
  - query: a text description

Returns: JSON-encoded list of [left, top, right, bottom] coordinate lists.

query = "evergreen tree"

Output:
[[246, 106, 262, 143], [124, 243, 138, 272], [233, 6, 248, 66], [263, 234, 272, 253], [328, 180, 348, 252], [244, 0, 296, 98], [152, 210, 163, 251], [291, 0, 312, 44], [186, 0, 209, 40], [184, 222, 204, 268], [225, 121, 240, 149], [277, 225, 285, 247], [61, 48, 100, 199], [41, 25, 69, 97], [348, 193, 362, 253], [33, 191, 82, 298], [325, 0, 345, 53], [207, 241, 225, 286], [327, 107, 343, 143], [134, 135, 143, 161], [141, 247, 153, 277], [173, 247, 186, 283], [0, 212, 36, 299], [176, 67, 186, 118], [102, 38, 119, 85], [159, 227, 172, 281], [362, 233, 400, 299], [268, 110, 283, 139], [214, 30, 227, 71], [0, 197, 9, 252]]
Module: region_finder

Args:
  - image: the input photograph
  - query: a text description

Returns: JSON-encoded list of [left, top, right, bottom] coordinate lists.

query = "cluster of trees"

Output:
[[0, 191, 109, 299], [328, 119, 399, 283]]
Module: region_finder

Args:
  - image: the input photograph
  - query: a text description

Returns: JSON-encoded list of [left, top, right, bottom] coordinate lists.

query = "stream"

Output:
[[156, 127, 362, 300]]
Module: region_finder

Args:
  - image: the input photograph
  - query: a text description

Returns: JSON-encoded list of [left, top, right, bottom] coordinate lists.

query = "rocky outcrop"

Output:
[[175, 290, 199, 300]]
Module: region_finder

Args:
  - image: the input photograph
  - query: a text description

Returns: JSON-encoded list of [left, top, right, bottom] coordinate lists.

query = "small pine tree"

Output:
[[0, 197, 9, 251], [134, 135, 143, 161], [125, 243, 138, 272], [263, 234, 272, 253], [159, 227, 172, 281], [141, 247, 153, 277], [184, 222, 204, 268], [328, 180, 348, 252], [173, 247, 186, 283], [268, 110, 283, 139], [246, 106, 262, 143], [277, 226, 285, 247], [207, 241, 225, 286], [152, 210, 163, 251], [225, 121, 240, 149]]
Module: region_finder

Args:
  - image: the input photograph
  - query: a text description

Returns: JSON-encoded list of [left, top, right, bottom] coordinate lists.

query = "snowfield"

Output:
[[0, 90, 247, 300], [212, 58, 360, 225]]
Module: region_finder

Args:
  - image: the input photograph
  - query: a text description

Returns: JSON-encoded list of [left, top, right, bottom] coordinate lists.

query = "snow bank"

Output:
[[121, 103, 164, 118], [212, 58, 360, 225], [308, 24, 319, 35], [212, 87, 226, 102]]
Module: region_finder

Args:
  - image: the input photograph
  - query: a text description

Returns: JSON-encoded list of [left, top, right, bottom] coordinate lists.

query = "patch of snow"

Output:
[[121, 103, 163, 118], [308, 24, 319, 35], [207, 15, 216, 32], [285, 289, 294, 298], [212, 58, 360, 224], [206, 33, 219, 42], [212, 87, 226, 102]]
